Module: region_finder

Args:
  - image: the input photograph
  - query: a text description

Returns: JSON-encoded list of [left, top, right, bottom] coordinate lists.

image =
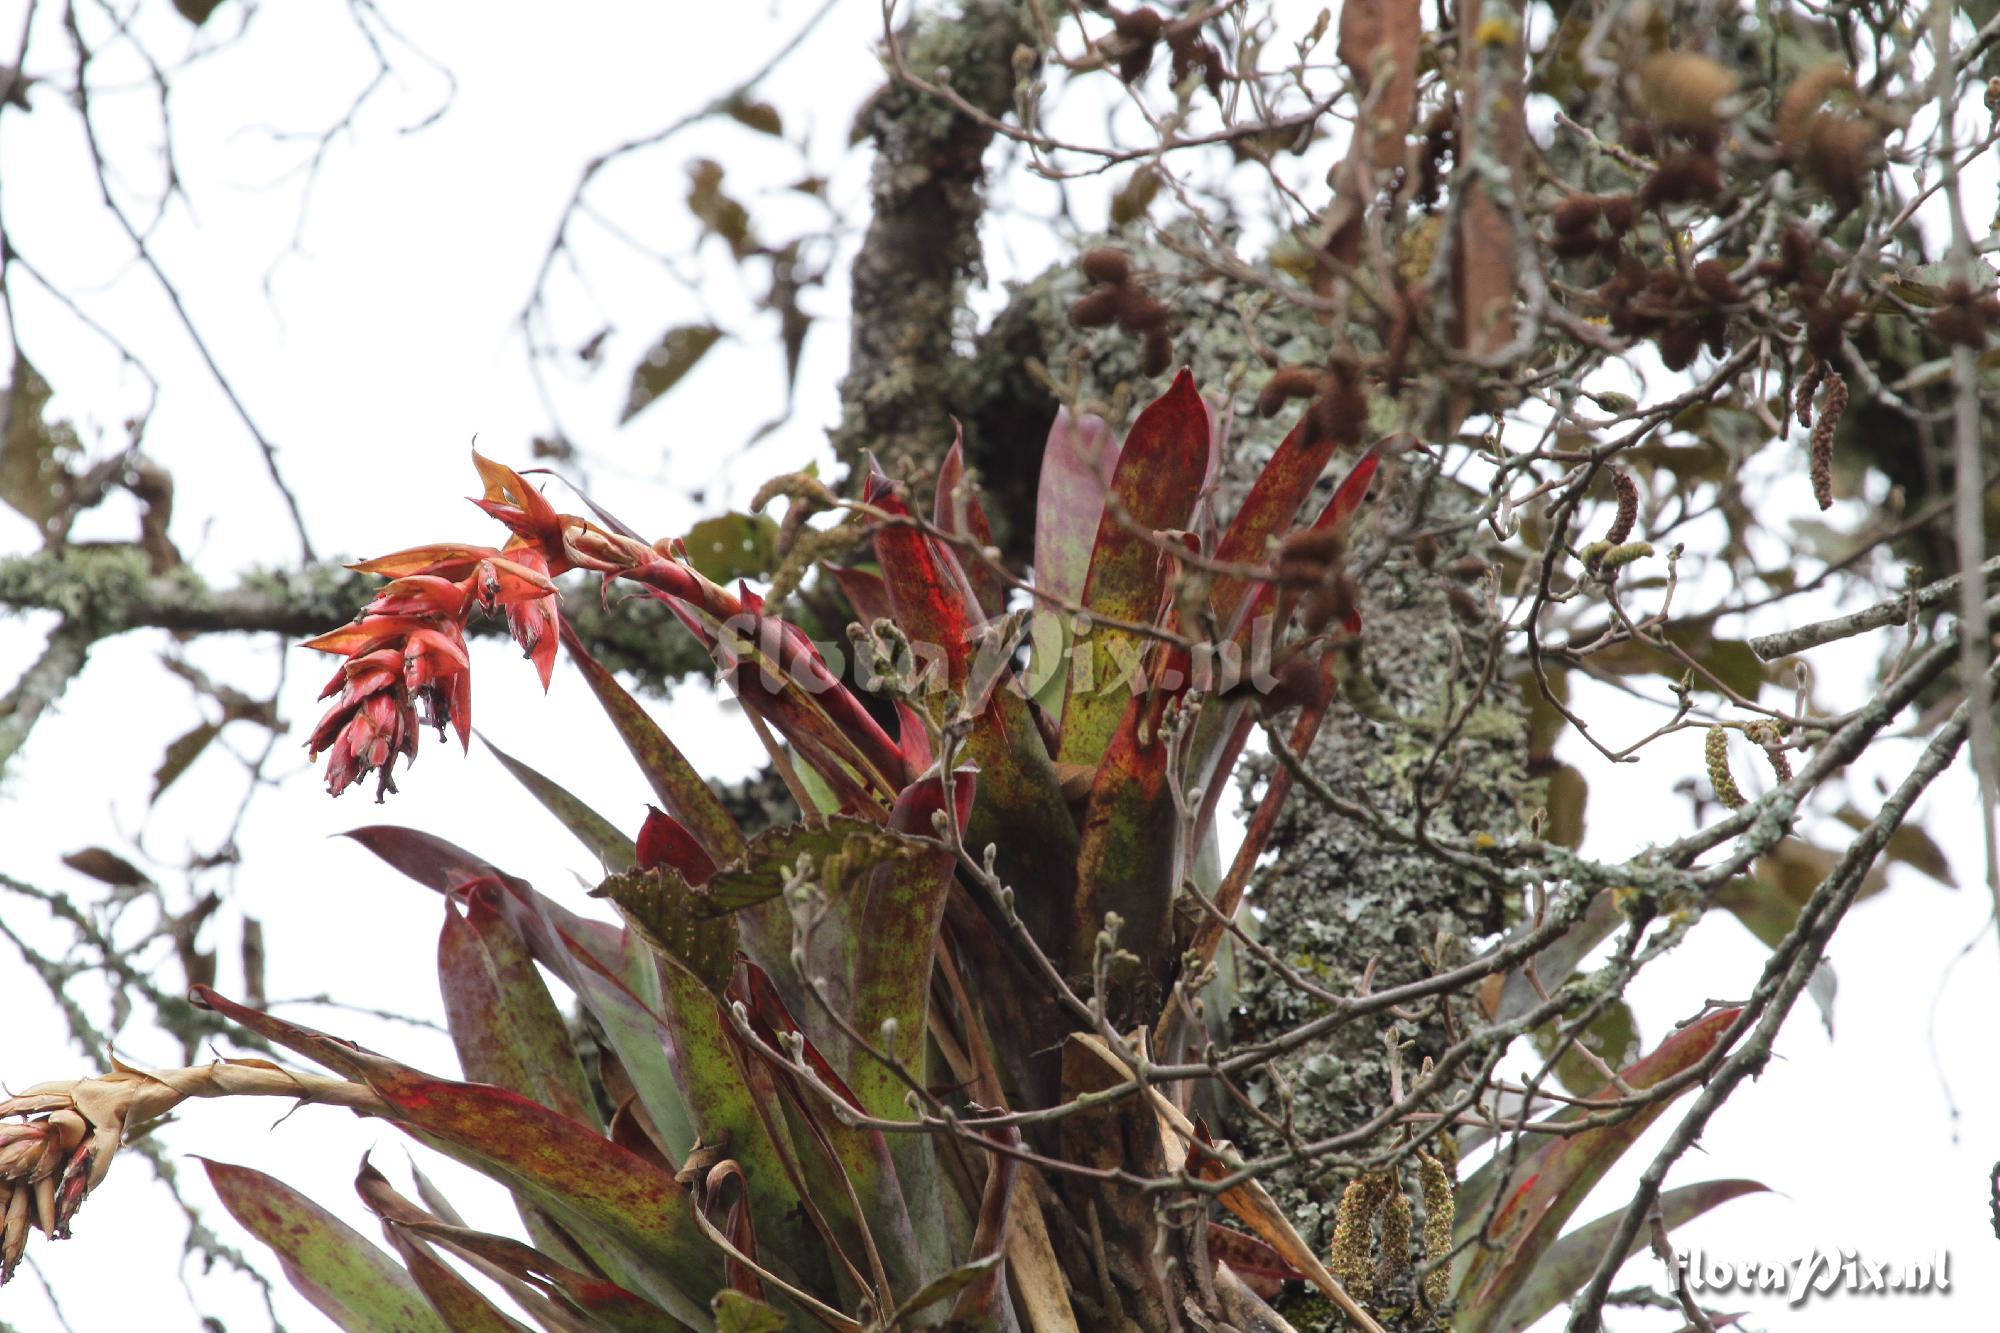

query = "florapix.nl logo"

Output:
[[1672, 1246, 1950, 1308]]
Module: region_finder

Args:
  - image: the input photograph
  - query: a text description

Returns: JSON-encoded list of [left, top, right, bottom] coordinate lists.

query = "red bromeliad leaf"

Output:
[[356, 1165, 548, 1333], [201, 1158, 449, 1333], [618, 560, 908, 806], [845, 770, 975, 1125], [1207, 414, 1343, 636], [558, 621, 746, 865], [1454, 1007, 1746, 1332], [358, 1162, 675, 1333], [1496, 1178, 1770, 1333], [729, 958, 928, 1301], [1028, 407, 1118, 718], [438, 881, 601, 1129], [352, 1162, 535, 1333], [1207, 1222, 1305, 1301], [868, 461, 1078, 960], [1034, 409, 1119, 610], [821, 561, 893, 626], [343, 826, 626, 974], [1059, 370, 1212, 769], [934, 432, 1007, 616], [191, 986, 721, 1323], [636, 806, 719, 884]]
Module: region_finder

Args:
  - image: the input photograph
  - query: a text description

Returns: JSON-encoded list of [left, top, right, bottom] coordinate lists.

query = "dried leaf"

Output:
[[622, 325, 724, 424], [60, 847, 153, 890], [723, 99, 784, 138]]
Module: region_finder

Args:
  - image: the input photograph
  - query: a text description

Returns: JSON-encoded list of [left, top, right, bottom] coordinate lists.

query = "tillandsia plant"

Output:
[[2, 374, 1756, 1331]]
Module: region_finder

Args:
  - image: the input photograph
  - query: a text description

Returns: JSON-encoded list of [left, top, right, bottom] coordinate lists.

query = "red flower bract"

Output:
[[305, 474, 568, 798]]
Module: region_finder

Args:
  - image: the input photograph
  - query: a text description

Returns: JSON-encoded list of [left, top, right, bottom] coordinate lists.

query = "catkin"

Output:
[[1706, 726, 1745, 809], [1604, 469, 1639, 546], [1331, 1172, 1393, 1300], [1416, 1150, 1455, 1312], [1810, 371, 1847, 510], [1376, 1187, 1414, 1290], [1747, 720, 1793, 782]]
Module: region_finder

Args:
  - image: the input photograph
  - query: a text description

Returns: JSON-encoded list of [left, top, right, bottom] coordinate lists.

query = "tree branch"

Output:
[[833, 0, 1039, 495]]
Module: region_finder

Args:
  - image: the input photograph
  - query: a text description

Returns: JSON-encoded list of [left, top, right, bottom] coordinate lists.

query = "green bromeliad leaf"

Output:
[[480, 732, 638, 871], [1496, 1178, 1770, 1332], [202, 1158, 449, 1333], [1058, 369, 1212, 769], [191, 987, 721, 1326], [698, 816, 940, 914], [1454, 1006, 1744, 1332]]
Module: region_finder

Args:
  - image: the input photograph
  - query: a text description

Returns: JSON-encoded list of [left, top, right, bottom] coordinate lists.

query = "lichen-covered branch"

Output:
[[0, 548, 710, 694], [833, 0, 1038, 495]]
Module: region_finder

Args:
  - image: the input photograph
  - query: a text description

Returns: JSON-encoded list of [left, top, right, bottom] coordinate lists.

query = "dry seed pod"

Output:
[[1599, 193, 1637, 233], [1315, 367, 1370, 444], [1277, 525, 1347, 568], [1069, 285, 1121, 329], [1637, 52, 1740, 133], [1639, 151, 1723, 208], [1700, 312, 1731, 357], [1551, 195, 1602, 237], [1326, 569, 1362, 629], [1169, 32, 1226, 98], [1928, 279, 1998, 348], [1444, 554, 1489, 582], [1445, 581, 1486, 623], [1111, 6, 1164, 83], [1692, 259, 1741, 304], [1658, 319, 1703, 370], [1775, 63, 1855, 153], [1113, 285, 1170, 334], [1705, 725, 1745, 809], [1079, 246, 1132, 287], [1802, 114, 1877, 207], [1804, 293, 1858, 362], [1549, 228, 1608, 260], [1257, 365, 1325, 417], [1140, 326, 1173, 377], [1412, 532, 1440, 568]]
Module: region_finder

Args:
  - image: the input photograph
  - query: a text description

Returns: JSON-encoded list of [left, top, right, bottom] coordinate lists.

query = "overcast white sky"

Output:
[[2, 2, 1997, 1330]]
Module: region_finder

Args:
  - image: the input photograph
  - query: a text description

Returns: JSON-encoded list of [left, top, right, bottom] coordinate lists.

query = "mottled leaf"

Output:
[[1498, 1179, 1770, 1332], [202, 1158, 447, 1333], [560, 621, 746, 864], [1455, 1007, 1745, 1332], [438, 882, 600, 1128], [1059, 369, 1212, 767], [191, 987, 719, 1323]]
